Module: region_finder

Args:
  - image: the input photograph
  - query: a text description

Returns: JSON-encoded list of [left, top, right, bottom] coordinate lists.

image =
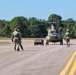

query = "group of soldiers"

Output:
[[11, 28, 71, 51], [11, 28, 24, 51]]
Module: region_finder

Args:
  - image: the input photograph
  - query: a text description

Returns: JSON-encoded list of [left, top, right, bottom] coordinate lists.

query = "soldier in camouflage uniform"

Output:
[[11, 28, 23, 51], [17, 29, 24, 51], [64, 29, 71, 47]]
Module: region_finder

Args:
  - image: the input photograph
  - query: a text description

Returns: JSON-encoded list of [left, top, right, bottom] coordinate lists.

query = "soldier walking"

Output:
[[64, 29, 71, 47], [17, 29, 24, 51], [11, 28, 24, 51]]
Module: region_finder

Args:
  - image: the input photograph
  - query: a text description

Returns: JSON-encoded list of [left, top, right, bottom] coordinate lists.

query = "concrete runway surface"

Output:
[[0, 39, 76, 75]]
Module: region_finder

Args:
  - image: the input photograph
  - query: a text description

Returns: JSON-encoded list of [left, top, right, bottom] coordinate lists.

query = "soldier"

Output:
[[17, 29, 24, 51], [64, 29, 71, 47], [11, 28, 23, 51]]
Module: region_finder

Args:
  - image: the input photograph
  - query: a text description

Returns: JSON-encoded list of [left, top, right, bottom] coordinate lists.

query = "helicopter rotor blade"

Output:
[[33, 24, 50, 27], [32, 21, 59, 27]]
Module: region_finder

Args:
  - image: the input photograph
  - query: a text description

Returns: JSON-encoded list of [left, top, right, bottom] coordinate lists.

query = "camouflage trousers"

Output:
[[14, 39, 24, 51], [66, 38, 70, 47]]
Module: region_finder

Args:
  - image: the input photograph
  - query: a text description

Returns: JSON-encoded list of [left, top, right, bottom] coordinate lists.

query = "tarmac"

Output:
[[0, 39, 76, 75]]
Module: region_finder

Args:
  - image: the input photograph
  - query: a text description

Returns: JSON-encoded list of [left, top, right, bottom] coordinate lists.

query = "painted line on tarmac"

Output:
[[60, 51, 76, 75], [68, 60, 76, 75]]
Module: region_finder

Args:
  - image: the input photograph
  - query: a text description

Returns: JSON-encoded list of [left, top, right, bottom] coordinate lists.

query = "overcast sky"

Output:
[[0, 0, 76, 21]]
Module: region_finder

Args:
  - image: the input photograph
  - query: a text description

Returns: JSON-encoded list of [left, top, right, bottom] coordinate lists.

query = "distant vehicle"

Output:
[[45, 22, 63, 45], [33, 22, 63, 45], [34, 39, 44, 45]]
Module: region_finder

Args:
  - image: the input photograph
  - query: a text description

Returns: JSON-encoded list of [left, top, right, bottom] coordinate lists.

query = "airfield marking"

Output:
[[60, 51, 76, 75], [69, 60, 76, 75]]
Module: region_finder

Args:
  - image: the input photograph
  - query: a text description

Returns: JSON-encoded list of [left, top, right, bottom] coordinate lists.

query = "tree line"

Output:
[[0, 14, 76, 38]]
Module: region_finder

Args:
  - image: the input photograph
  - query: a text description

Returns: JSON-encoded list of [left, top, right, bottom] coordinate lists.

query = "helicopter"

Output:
[[45, 22, 63, 45], [33, 21, 63, 45]]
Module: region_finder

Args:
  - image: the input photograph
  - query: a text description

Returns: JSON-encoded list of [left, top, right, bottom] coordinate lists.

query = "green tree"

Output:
[[0, 20, 10, 36], [48, 14, 62, 22], [28, 17, 40, 37], [10, 16, 29, 37], [3, 25, 12, 37], [28, 17, 47, 37]]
